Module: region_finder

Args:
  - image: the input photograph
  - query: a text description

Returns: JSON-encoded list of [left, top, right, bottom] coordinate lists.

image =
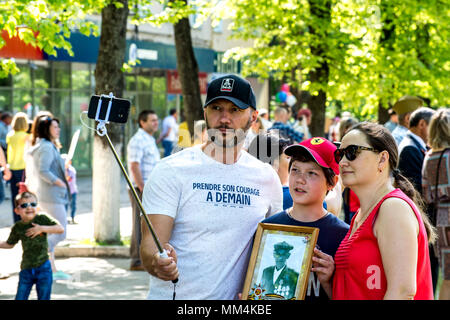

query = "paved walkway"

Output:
[[0, 176, 150, 300]]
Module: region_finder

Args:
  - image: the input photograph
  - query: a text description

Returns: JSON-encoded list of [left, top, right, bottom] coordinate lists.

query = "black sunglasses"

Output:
[[334, 145, 378, 163], [19, 202, 37, 209]]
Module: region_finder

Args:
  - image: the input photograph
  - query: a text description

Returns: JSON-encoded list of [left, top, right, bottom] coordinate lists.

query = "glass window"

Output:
[[13, 64, 31, 89], [213, 20, 223, 33], [136, 93, 153, 113], [72, 63, 91, 91], [32, 89, 49, 115], [152, 76, 166, 112], [52, 62, 70, 89], [33, 90, 52, 113], [137, 75, 151, 91], [123, 93, 139, 148], [0, 75, 12, 87], [33, 61, 51, 90], [125, 74, 136, 91], [152, 93, 166, 114], [189, 5, 202, 29], [71, 91, 92, 172], [152, 76, 166, 93], [13, 89, 33, 113], [90, 66, 95, 91], [0, 89, 12, 111], [123, 93, 138, 124]]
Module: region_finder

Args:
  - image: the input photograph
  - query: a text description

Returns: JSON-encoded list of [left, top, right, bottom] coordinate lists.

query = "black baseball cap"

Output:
[[203, 74, 256, 110]]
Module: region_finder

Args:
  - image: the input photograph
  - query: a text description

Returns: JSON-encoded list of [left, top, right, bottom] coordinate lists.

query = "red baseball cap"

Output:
[[284, 137, 339, 175]]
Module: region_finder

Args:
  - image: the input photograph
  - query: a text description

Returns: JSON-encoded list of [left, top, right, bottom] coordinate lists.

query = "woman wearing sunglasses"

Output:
[[323, 121, 435, 299]]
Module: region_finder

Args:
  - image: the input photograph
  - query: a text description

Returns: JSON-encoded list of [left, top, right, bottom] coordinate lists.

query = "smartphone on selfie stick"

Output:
[[88, 94, 178, 286]]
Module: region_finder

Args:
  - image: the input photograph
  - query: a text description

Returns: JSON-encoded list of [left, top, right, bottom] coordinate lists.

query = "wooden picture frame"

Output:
[[242, 223, 319, 300]]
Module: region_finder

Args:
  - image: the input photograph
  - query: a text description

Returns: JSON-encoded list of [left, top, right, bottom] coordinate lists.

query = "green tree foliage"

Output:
[[220, 0, 450, 120], [0, 0, 102, 75]]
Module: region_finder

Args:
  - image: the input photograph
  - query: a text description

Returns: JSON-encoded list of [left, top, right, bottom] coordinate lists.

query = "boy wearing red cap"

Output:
[[262, 137, 349, 300]]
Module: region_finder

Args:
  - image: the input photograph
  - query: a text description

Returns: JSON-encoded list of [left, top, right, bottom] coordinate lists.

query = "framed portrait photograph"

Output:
[[242, 223, 319, 300]]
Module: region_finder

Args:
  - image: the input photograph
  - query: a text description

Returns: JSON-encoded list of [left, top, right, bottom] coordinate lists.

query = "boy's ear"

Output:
[[329, 175, 339, 190], [14, 207, 20, 215]]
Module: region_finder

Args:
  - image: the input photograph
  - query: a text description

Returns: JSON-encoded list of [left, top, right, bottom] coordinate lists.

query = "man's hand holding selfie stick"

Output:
[[85, 93, 179, 292]]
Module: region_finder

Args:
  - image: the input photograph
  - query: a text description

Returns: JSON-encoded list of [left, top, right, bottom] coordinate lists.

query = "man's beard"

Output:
[[205, 116, 252, 148]]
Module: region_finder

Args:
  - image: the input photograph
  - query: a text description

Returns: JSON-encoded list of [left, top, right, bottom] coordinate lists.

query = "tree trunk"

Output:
[[289, 67, 301, 114], [377, 0, 394, 123], [172, 0, 203, 136], [377, 101, 390, 124], [307, 0, 331, 137], [308, 88, 327, 137], [93, 0, 129, 244]]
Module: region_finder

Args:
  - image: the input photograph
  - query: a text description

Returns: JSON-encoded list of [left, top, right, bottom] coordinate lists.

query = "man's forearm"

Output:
[[139, 214, 176, 278], [129, 162, 144, 191], [140, 217, 159, 276]]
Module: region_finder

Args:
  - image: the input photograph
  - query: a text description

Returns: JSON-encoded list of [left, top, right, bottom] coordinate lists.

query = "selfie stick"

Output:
[[93, 93, 178, 284]]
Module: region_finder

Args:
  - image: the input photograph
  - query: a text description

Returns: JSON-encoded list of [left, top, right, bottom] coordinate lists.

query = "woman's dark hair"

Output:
[[347, 121, 436, 243], [31, 111, 54, 146], [288, 150, 336, 188], [32, 115, 60, 145]]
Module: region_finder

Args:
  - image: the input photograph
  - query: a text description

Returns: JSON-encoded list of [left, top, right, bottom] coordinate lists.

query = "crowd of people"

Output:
[[134, 75, 449, 301], [0, 73, 448, 301]]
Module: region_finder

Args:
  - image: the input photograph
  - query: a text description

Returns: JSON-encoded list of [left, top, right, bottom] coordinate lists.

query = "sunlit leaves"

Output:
[[221, 0, 449, 117], [0, 0, 102, 76], [0, 58, 19, 78]]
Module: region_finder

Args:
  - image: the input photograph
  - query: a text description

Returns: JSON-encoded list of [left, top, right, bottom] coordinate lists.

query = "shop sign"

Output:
[[167, 70, 208, 94], [0, 29, 43, 60]]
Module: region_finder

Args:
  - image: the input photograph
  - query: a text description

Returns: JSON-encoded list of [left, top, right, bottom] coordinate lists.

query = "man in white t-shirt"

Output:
[[158, 108, 178, 157], [140, 74, 283, 300]]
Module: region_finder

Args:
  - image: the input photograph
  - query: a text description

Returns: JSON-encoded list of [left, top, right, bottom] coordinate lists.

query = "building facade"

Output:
[[0, 10, 268, 175]]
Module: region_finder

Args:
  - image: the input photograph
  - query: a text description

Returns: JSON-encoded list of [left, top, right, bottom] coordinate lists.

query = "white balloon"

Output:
[[286, 94, 297, 107]]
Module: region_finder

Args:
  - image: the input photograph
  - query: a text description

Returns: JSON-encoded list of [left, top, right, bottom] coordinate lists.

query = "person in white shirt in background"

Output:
[[158, 108, 178, 157], [243, 116, 264, 151], [259, 108, 272, 129]]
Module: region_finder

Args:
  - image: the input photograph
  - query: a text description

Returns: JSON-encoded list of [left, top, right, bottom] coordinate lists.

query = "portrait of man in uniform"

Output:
[[243, 224, 318, 300], [260, 241, 299, 299]]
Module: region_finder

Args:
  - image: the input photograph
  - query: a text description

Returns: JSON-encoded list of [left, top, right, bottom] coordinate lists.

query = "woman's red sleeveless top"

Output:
[[332, 189, 433, 300]]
